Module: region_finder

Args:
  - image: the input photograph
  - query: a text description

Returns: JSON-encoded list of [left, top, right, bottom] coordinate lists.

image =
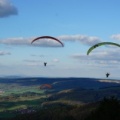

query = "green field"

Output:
[[0, 83, 44, 96], [0, 82, 50, 119]]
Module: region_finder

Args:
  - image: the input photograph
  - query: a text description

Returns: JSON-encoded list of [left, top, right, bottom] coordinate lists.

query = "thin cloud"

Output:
[[0, 51, 11, 55], [0, 37, 63, 47], [0, 37, 31, 45], [0, 35, 102, 47], [0, 0, 18, 18], [111, 34, 120, 41], [52, 58, 59, 62], [58, 34, 102, 46], [23, 59, 41, 63], [23, 59, 41, 66], [31, 54, 45, 57], [71, 49, 120, 67]]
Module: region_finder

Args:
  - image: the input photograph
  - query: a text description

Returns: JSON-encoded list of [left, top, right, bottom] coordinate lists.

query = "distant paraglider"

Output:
[[31, 36, 64, 47], [87, 42, 120, 55], [44, 62, 47, 66], [106, 73, 110, 78], [39, 84, 52, 101], [86, 42, 119, 78], [31, 36, 64, 67], [40, 84, 52, 89]]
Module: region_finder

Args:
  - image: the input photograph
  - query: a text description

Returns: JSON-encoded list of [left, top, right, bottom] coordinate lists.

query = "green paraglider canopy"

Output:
[[87, 42, 120, 55]]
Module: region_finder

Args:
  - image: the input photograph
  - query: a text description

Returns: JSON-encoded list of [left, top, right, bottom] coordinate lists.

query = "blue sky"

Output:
[[0, 0, 120, 78]]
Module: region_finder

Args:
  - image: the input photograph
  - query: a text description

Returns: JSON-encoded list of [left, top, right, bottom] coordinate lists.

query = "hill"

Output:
[[0, 77, 120, 119]]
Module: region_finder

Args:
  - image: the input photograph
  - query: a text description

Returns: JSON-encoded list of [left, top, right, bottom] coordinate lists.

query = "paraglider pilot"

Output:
[[106, 73, 110, 78], [44, 62, 47, 66]]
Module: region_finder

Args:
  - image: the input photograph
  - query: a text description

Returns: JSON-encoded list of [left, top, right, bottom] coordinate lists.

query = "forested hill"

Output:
[[0, 77, 120, 89]]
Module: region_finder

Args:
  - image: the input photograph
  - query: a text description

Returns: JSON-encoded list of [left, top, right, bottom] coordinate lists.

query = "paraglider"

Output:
[[44, 62, 47, 66], [39, 84, 52, 101], [87, 42, 120, 55], [106, 73, 110, 78], [40, 84, 52, 102], [40, 84, 52, 89], [31, 36, 64, 47]]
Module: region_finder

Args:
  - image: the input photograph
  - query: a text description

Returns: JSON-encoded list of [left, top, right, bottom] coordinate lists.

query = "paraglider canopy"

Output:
[[31, 36, 64, 47], [40, 84, 52, 89], [87, 42, 120, 55]]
